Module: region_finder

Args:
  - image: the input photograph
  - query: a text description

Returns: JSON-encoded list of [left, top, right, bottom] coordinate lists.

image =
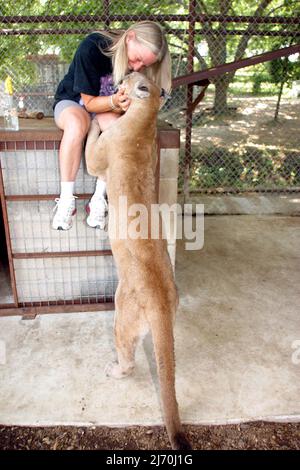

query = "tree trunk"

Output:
[[274, 80, 285, 121], [274, 41, 292, 121], [213, 75, 230, 115]]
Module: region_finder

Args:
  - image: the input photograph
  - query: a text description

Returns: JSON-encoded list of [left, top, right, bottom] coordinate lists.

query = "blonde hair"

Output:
[[100, 21, 172, 93]]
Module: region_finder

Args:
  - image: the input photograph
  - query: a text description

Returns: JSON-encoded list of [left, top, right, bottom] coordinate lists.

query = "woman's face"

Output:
[[126, 32, 158, 72]]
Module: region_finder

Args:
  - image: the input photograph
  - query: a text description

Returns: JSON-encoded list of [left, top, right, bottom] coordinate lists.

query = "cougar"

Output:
[[85, 72, 191, 450]]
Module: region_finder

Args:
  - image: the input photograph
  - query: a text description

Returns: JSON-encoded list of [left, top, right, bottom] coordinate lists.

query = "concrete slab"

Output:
[[0, 215, 299, 426], [175, 215, 300, 424]]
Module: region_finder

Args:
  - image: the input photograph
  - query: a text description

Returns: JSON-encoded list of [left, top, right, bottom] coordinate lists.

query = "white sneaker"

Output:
[[52, 197, 76, 230], [86, 196, 108, 229]]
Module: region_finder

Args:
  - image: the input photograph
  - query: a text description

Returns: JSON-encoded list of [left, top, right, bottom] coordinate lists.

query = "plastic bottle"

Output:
[[18, 96, 25, 112], [3, 76, 19, 131]]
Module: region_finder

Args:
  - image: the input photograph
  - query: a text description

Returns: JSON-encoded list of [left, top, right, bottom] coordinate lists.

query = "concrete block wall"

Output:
[[158, 148, 180, 270]]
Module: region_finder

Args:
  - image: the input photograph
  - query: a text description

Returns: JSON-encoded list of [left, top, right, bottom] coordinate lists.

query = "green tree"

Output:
[[269, 43, 300, 119], [0, 0, 299, 110], [191, 0, 299, 114]]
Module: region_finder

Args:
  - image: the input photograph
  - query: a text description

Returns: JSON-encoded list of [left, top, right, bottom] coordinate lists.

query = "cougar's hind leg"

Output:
[[105, 285, 145, 379]]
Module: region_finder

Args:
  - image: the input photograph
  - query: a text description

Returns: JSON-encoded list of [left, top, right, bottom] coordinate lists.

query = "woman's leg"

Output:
[[52, 102, 91, 230], [56, 104, 91, 181]]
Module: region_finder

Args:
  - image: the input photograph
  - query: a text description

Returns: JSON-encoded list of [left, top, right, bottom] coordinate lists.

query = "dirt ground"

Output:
[[165, 94, 300, 151], [165, 95, 300, 190], [0, 421, 299, 450], [194, 96, 299, 151]]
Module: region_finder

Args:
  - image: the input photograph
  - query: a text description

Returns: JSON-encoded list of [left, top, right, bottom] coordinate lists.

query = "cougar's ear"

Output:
[[135, 83, 150, 99]]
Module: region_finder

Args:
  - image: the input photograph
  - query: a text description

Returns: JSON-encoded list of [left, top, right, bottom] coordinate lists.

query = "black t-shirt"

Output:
[[53, 32, 114, 108]]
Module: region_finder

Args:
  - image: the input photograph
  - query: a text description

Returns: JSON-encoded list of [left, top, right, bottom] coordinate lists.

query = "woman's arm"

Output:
[[81, 88, 130, 114]]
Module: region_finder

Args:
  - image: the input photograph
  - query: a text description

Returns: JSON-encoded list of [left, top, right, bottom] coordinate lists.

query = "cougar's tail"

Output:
[[149, 309, 191, 450]]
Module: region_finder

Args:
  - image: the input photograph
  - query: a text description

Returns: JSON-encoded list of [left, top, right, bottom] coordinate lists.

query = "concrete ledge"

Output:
[[159, 149, 179, 179], [159, 179, 179, 207], [178, 193, 300, 216], [0, 118, 180, 146]]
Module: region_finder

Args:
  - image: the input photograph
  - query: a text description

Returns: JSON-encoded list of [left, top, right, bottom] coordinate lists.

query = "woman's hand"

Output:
[[81, 89, 130, 114], [112, 87, 131, 113]]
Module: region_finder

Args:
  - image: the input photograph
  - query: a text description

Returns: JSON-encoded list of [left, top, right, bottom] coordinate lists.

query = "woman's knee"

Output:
[[58, 107, 91, 139]]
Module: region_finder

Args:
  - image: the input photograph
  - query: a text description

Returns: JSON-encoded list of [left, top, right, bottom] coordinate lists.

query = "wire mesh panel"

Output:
[[0, 2, 299, 313], [0, 140, 116, 308], [0, 1, 299, 194], [166, 2, 300, 195], [175, 63, 300, 194], [6, 200, 111, 253], [0, 143, 97, 195], [14, 256, 118, 306]]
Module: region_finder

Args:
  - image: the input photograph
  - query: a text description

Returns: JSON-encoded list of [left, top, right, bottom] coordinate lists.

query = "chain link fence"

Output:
[[0, 0, 299, 194]]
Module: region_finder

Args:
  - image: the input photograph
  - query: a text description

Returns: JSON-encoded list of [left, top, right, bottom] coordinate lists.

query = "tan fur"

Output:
[[85, 72, 191, 450]]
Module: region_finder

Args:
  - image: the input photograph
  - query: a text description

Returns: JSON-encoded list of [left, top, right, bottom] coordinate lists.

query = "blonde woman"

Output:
[[53, 21, 171, 230]]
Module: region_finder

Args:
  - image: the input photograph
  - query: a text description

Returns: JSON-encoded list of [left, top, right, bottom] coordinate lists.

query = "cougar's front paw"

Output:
[[105, 361, 134, 379]]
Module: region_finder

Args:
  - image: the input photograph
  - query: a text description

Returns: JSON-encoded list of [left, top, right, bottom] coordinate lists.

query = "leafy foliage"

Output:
[[269, 47, 300, 85]]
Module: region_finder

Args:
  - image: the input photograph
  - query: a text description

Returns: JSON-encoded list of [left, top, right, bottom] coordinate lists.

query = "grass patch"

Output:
[[179, 146, 300, 191]]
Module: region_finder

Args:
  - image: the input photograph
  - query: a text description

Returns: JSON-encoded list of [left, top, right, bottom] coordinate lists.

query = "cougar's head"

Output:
[[119, 72, 161, 111]]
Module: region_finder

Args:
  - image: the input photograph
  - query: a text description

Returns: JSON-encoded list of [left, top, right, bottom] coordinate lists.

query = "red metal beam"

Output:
[[172, 44, 300, 88], [0, 15, 299, 25], [183, 0, 197, 201], [187, 80, 210, 114], [5, 194, 94, 201], [12, 250, 112, 259], [0, 162, 19, 307], [0, 302, 115, 318], [1, 28, 299, 37]]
